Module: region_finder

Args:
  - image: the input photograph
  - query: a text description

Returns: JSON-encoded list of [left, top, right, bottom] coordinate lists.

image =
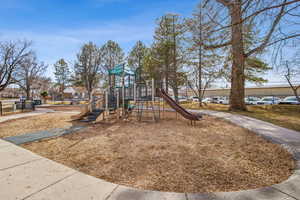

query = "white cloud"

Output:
[[0, 21, 154, 78]]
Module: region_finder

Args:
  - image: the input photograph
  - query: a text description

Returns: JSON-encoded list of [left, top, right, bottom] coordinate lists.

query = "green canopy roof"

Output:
[[108, 64, 135, 76]]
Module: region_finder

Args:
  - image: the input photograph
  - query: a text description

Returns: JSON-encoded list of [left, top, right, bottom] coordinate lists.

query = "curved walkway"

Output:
[[0, 110, 300, 200], [0, 108, 54, 123]]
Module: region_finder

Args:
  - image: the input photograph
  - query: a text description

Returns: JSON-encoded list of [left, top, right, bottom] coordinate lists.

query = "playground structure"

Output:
[[72, 63, 202, 124]]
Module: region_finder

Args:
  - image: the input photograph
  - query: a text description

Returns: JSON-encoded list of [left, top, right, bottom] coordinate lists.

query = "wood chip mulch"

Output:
[[22, 112, 295, 193]]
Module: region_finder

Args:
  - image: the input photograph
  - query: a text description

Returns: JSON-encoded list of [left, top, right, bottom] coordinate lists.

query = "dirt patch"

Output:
[[23, 112, 295, 193], [0, 113, 78, 138]]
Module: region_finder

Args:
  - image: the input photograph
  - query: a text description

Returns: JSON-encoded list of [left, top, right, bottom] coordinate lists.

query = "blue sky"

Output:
[[0, 0, 297, 86], [0, 0, 198, 68]]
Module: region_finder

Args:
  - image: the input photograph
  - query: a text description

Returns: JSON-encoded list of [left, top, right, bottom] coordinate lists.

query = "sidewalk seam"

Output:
[[105, 185, 119, 200], [271, 186, 299, 200], [0, 158, 43, 171], [21, 171, 78, 200], [185, 193, 189, 200]]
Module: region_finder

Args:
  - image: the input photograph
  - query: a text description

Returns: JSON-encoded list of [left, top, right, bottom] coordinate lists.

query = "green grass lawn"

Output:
[[181, 102, 300, 132]]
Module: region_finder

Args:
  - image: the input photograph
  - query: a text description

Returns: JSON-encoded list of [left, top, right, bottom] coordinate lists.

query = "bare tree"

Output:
[[283, 60, 300, 101], [187, 68, 221, 104], [201, 0, 300, 110], [33, 76, 52, 99], [0, 40, 32, 91], [14, 53, 47, 100], [186, 3, 223, 106]]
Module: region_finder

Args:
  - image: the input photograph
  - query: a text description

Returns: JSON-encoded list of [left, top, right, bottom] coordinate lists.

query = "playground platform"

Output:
[[0, 110, 300, 200]]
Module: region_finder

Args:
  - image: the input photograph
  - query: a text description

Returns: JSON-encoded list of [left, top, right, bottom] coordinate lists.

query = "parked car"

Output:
[[279, 96, 300, 105], [218, 98, 229, 105], [33, 99, 42, 105], [245, 97, 260, 105], [178, 96, 188, 103], [19, 96, 26, 102], [202, 97, 212, 103], [257, 96, 281, 105], [190, 96, 200, 102], [211, 97, 228, 104], [211, 97, 221, 103]]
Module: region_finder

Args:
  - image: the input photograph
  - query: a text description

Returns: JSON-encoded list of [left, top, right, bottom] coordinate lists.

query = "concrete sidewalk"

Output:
[[0, 110, 300, 200], [0, 108, 54, 123]]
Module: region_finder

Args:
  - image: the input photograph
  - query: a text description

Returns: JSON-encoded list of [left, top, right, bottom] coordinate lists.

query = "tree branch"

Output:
[[209, 0, 300, 34], [245, 1, 287, 57], [216, 0, 232, 7], [204, 41, 232, 49], [260, 34, 300, 49]]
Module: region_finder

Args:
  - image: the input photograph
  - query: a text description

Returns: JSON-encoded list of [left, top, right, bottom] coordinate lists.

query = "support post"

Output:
[[13, 103, 16, 113], [158, 97, 161, 120], [117, 89, 120, 109], [105, 89, 108, 116], [21, 100, 24, 112], [122, 64, 125, 116], [151, 78, 155, 121], [152, 79, 155, 103], [162, 98, 165, 118], [134, 83, 137, 103], [122, 85, 125, 116], [117, 89, 120, 119]]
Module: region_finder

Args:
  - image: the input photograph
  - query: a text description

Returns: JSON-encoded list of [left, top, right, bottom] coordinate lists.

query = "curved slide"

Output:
[[157, 88, 202, 121]]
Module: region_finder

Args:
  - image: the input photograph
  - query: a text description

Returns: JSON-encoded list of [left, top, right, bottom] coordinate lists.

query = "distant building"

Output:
[[63, 87, 89, 99], [202, 84, 300, 98], [0, 87, 24, 98]]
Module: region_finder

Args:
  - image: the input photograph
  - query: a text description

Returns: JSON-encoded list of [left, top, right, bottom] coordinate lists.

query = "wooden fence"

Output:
[[0, 101, 35, 116]]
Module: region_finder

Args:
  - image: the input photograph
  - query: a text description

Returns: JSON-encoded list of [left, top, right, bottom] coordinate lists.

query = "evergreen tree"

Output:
[[100, 40, 124, 72], [54, 59, 70, 100], [100, 40, 124, 88], [222, 22, 272, 85], [148, 14, 186, 101], [74, 42, 102, 98], [127, 41, 148, 70]]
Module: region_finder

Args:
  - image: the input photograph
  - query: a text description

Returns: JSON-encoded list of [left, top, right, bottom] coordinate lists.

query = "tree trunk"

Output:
[[165, 60, 169, 94], [87, 87, 92, 100], [285, 72, 300, 102], [198, 57, 203, 107], [198, 6, 203, 108], [26, 88, 31, 100], [291, 86, 300, 102], [26, 82, 31, 100], [172, 15, 178, 103], [229, 0, 246, 111], [61, 84, 65, 101]]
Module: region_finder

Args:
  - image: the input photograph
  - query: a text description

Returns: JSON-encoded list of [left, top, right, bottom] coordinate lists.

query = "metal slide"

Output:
[[157, 88, 202, 121]]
